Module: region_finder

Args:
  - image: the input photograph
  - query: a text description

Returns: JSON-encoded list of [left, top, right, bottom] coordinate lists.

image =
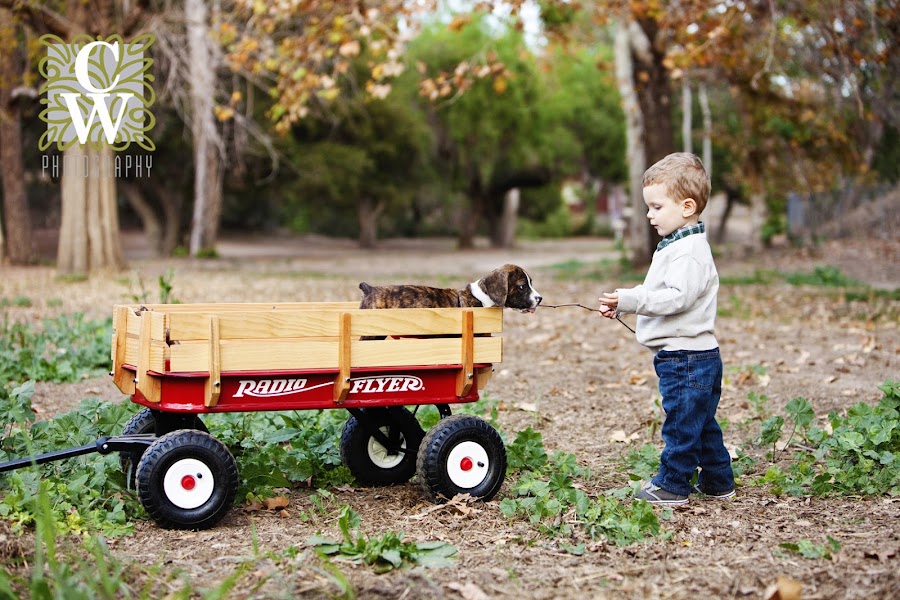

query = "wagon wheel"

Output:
[[135, 430, 238, 530], [416, 414, 506, 503], [120, 408, 208, 489], [340, 407, 425, 485]]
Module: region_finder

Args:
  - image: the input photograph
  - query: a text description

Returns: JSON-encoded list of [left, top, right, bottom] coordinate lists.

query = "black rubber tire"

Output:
[[120, 408, 207, 489], [136, 430, 238, 530], [416, 414, 506, 503], [340, 407, 425, 485]]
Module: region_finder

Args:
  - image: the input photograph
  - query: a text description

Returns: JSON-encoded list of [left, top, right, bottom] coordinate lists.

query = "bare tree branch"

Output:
[[0, 0, 71, 37]]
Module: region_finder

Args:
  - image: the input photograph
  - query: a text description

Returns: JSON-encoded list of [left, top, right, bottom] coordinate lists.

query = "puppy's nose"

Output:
[[535, 295, 543, 305]]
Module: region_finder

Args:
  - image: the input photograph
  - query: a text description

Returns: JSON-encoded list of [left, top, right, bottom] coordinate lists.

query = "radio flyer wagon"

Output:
[[0, 302, 507, 530]]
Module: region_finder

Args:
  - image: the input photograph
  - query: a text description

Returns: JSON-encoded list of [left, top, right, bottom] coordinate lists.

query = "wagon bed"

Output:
[[111, 302, 502, 411]]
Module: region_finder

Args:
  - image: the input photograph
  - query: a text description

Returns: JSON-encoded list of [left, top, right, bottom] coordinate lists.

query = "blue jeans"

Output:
[[651, 348, 734, 496]]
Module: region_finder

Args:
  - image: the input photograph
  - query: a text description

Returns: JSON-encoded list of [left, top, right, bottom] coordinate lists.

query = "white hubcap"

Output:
[[163, 458, 215, 509], [367, 427, 406, 469], [446, 441, 490, 489]]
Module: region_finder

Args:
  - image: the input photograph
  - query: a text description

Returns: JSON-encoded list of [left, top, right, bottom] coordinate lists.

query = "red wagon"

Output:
[[0, 302, 507, 530]]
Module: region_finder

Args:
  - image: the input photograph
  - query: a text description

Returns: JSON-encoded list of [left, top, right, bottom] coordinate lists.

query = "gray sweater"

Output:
[[616, 232, 719, 352]]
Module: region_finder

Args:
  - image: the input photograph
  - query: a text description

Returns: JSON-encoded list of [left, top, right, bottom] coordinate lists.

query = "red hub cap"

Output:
[[181, 475, 196, 490], [460, 457, 473, 471]]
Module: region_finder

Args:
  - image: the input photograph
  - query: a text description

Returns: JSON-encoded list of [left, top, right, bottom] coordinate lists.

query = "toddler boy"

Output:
[[598, 152, 734, 506]]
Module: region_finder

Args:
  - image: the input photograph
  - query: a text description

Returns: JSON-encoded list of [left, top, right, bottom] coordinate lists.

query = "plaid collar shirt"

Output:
[[656, 221, 706, 252]]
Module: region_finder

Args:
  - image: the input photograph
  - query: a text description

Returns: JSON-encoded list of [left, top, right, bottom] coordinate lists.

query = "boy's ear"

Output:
[[681, 198, 698, 217]]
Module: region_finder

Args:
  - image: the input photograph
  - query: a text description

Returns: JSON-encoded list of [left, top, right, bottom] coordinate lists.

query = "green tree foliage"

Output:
[[543, 46, 626, 184], [223, 59, 433, 245], [285, 83, 433, 244], [409, 16, 582, 246]]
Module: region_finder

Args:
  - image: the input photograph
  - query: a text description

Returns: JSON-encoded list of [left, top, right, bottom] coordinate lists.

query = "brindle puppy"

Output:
[[358, 264, 542, 312]]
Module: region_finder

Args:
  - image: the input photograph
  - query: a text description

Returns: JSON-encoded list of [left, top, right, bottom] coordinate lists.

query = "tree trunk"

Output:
[[615, 21, 648, 265], [715, 193, 735, 244], [748, 192, 766, 251], [682, 76, 692, 153], [186, 0, 223, 255], [0, 113, 30, 264], [491, 188, 519, 248], [48, 2, 129, 275], [458, 175, 485, 249], [698, 82, 712, 179], [633, 16, 673, 260], [152, 181, 182, 255], [0, 15, 32, 264], [458, 211, 477, 249], [357, 197, 383, 249], [57, 145, 125, 274], [121, 182, 162, 256]]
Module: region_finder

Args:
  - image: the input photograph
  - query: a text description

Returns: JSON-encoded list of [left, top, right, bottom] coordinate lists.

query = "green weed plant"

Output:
[[756, 381, 900, 496], [204, 409, 355, 501], [777, 537, 842, 560], [499, 428, 664, 550], [0, 383, 139, 537], [308, 505, 457, 573]]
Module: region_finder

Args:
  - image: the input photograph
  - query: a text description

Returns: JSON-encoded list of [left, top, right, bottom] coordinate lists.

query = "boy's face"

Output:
[[642, 183, 698, 237]]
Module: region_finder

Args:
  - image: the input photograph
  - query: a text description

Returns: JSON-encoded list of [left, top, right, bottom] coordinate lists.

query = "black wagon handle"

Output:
[[0, 435, 157, 474]]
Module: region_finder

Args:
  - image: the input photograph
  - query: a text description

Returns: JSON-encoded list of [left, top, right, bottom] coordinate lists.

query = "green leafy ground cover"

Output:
[[1, 262, 897, 598]]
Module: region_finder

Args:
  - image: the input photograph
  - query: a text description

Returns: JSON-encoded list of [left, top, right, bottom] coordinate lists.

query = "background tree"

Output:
[[3, 0, 150, 275], [185, 0, 224, 256], [410, 17, 580, 248], [0, 8, 33, 264], [284, 77, 432, 248]]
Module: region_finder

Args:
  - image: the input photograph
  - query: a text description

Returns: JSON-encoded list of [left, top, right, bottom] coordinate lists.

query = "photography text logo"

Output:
[[39, 33, 155, 178]]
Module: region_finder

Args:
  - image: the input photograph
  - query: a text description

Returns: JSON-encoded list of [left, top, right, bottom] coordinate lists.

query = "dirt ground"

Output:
[[1, 232, 898, 599]]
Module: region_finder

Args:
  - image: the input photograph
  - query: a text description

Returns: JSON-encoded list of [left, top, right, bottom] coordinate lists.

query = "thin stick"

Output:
[[541, 304, 636, 334]]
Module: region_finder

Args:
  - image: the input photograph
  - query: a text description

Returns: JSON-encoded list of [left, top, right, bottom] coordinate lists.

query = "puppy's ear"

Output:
[[478, 267, 511, 307]]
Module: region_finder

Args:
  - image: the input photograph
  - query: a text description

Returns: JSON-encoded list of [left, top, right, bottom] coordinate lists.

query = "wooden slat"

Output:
[[205, 316, 221, 407], [136, 313, 162, 402], [167, 337, 502, 373], [121, 336, 165, 371], [456, 310, 474, 397], [111, 305, 135, 394], [131, 302, 360, 313], [334, 313, 352, 403], [113, 307, 166, 341], [125, 309, 142, 337], [166, 307, 502, 341], [475, 366, 493, 391]]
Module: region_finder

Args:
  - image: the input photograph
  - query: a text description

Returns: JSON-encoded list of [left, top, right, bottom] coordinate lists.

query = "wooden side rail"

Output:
[[135, 311, 163, 403], [334, 312, 352, 403], [205, 316, 221, 407], [164, 337, 501, 372], [456, 309, 474, 397], [135, 302, 360, 313], [163, 308, 502, 340]]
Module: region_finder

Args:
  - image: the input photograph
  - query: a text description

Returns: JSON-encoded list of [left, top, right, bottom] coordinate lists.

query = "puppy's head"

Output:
[[476, 264, 542, 312]]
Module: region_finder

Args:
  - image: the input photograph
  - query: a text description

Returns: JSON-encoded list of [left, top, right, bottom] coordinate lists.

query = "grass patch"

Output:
[[0, 313, 112, 384], [0, 296, 33, 308], [722, 265, 898, 303], [544, 258, 645, 283]]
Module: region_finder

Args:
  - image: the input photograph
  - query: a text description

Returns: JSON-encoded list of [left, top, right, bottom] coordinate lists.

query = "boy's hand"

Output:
[[598, 292, 619, 319]]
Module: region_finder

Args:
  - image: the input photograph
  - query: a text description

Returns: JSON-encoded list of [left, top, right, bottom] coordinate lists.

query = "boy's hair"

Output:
[[642, 152, 711, 214]]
